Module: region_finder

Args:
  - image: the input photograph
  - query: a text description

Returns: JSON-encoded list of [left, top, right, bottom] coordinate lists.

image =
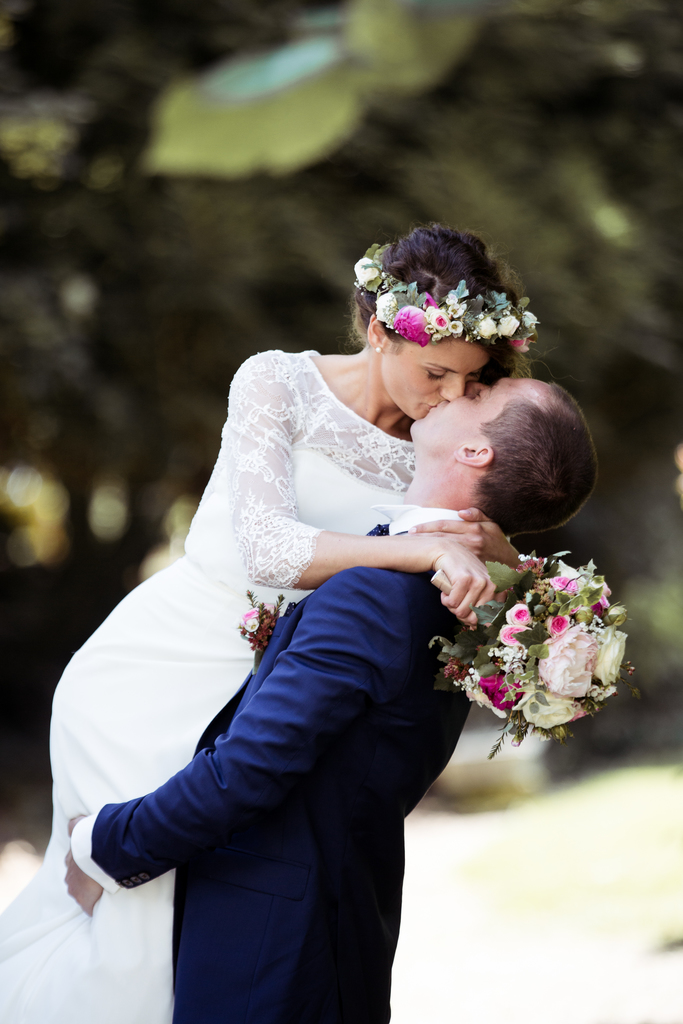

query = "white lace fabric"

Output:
[[201, 350, 415, 589]]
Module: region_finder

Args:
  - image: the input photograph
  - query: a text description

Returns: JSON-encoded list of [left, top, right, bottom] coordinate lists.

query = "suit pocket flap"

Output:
[[192, 847, 310, 901]]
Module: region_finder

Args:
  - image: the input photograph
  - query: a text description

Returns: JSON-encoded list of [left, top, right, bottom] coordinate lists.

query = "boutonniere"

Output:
[[239, 590, 285, 671]]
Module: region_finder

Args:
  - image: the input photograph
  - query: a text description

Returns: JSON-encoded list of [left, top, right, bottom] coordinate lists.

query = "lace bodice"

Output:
[[188, 350, 415, 589]]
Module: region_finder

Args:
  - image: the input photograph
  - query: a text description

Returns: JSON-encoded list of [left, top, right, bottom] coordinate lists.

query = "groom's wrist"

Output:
[[71, 814, 121, 895]]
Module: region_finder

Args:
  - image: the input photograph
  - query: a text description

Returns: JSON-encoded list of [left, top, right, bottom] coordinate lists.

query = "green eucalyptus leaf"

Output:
[[434, 670, 458, 692], [473, 645, 494, 669], [485, 561, 522, 591], [514, 622, 548, 648]]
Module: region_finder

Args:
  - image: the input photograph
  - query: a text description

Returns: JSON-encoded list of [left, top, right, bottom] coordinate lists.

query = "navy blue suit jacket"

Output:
[[91, 567, 469, 1024]]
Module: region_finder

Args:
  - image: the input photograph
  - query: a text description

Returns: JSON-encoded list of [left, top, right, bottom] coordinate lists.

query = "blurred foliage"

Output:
[[145, 0, 480, 177], [1, 0, 683, 801], [464, 765, 683, 946]]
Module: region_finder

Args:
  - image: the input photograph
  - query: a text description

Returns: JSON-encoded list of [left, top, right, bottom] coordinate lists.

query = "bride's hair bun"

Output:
[[352, 224, 529, 381]]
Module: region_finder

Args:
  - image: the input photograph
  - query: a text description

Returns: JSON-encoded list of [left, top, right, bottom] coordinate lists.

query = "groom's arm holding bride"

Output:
[[66, 561, 467, 905]]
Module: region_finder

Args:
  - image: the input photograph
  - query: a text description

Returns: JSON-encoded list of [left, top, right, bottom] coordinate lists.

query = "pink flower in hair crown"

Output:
[[393, 305, 431, 347], [509, 337, 532, 353]]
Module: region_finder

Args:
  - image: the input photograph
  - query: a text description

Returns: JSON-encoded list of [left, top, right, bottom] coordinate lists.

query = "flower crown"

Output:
[[354, 243, 538, 352]]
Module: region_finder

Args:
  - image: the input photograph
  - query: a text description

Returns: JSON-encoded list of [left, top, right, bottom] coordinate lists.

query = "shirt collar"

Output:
[[371, 504, 463, 536]]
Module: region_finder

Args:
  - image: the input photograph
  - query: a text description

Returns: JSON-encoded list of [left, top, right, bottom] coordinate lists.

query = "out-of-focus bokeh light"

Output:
[[87, 478, 129, 543], [0, 464, 71, 566], [674, 444, 683, 508], [59, 274, 98, 319], [139, 493, 198, 580]]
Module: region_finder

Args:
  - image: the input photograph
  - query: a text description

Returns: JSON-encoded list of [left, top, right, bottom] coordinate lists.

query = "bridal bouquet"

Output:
[[431, 553, 638, 758]]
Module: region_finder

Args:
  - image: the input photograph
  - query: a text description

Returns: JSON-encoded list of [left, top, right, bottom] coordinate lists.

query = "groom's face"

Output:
[[410, 377, 547, 458]]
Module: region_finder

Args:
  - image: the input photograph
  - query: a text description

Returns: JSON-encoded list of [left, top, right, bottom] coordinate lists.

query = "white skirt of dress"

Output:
[[0, 556, 264, 1024]]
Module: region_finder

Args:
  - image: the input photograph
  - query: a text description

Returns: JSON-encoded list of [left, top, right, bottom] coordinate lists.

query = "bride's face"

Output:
[[373, 321, 491, 422]]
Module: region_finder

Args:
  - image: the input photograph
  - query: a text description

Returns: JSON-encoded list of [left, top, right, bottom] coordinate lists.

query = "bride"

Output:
[[0, 224, 530, 1023]]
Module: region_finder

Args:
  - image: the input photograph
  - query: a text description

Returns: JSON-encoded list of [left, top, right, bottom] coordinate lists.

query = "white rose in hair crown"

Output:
[[354, 242, 539, 351], [430, 553, 637, 758]]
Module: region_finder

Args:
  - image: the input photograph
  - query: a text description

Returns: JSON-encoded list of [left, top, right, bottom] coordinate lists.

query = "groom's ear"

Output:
[[453, 441, 494, 469]]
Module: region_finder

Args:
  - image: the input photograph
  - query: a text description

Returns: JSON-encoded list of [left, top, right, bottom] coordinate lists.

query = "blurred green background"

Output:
[[1, 0, 682, 848]]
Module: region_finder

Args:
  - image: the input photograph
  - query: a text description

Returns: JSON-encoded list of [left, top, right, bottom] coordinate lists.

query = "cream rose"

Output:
[[477, 316, 498, 339], [538, 624, 598, 698], [594, 626, 627, 685], [522, 690, 578, 728], [466, 689, 507, 719], [424, 306, 451, 334], [376, 291, 398, 324], [354, 259, 382, 289], [497, 315, 520, 337]]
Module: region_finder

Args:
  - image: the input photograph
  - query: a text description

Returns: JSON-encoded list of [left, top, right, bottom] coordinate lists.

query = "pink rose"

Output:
[[508, 337, 531, 352], [538, 625, 599, 698], [393, 306, 431, 347], [479, 673, 520, 711], [506, 603, 531, 627], [547, 614, 570, 638], [431, 310, 450, 332], [571, 705, 588, 722], [240, 608, 260, 633], [549, 575, 579, 594], [500, 624, 524, 646]]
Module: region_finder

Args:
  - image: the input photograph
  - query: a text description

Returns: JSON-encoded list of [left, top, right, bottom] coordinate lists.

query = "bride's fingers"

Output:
[[454, 508, 493, 522], [440, 574, 491, 623]]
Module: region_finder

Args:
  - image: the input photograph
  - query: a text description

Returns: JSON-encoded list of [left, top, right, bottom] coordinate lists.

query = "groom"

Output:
[[67, 377, 596, 1024]]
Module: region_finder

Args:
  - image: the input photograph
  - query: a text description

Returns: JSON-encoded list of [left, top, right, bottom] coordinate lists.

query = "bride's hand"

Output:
[[425, 536, 498, 624], [410, 507, 519, 568], [64, 816, 104, 916]]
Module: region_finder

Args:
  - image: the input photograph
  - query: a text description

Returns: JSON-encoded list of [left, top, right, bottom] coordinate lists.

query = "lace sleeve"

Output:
[[224, 351, 321, 588]]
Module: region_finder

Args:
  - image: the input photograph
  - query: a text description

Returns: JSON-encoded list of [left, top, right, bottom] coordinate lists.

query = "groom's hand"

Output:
[[410, 508, 519, 569], [65, 816, 104, 916]]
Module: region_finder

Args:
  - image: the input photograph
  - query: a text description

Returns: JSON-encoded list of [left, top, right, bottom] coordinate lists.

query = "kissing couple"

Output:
[[0, 225, 596, 1024]]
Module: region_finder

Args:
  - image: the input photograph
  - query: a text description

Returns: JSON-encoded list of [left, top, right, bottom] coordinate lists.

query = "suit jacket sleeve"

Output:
[[91, 568, 414, 884]]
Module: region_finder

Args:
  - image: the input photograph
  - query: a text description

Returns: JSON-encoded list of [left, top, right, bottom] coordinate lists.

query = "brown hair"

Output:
[[352, 224, 529, 383], [474, 384, 597, 536]]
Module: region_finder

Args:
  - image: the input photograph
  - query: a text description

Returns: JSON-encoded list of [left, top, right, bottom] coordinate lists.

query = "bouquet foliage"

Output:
[[431, 553, 638, 758]]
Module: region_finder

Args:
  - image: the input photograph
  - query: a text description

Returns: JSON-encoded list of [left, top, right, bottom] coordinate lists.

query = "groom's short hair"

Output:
[[474, 384, 597, 536]]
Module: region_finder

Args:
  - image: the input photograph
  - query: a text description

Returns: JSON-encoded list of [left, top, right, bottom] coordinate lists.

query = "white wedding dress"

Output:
[[0, 350, 414, 1024]]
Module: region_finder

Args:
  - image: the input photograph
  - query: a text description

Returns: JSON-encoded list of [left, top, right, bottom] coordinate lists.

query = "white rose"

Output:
[[521, 690, 578, 728], [354, 259, 382, 289], [556, 560, 581, 580], [477, 316, 498, 339], [376, 291, 398, 324], [497, 315, 520, 337], [594, 626, 627, 685]]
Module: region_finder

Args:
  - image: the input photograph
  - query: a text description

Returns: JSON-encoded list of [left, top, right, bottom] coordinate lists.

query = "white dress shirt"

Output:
[[371, 504, 463, 534]]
